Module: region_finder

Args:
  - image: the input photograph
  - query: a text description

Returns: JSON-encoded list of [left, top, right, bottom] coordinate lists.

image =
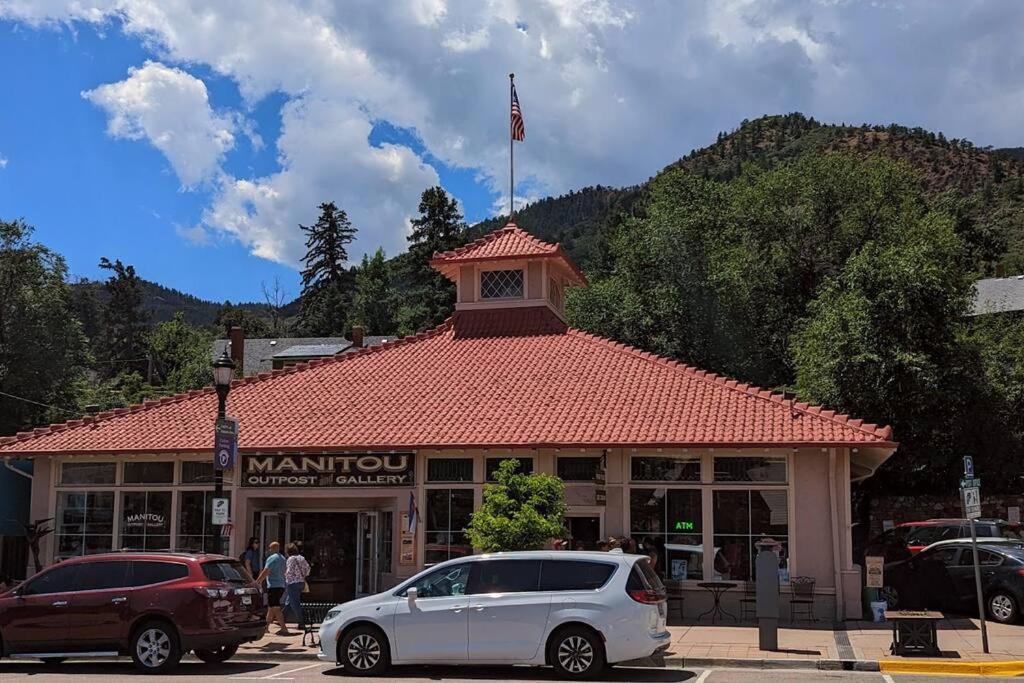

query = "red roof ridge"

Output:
[[431, 222, 557, 263], [565, 326, 894, 443], [0, 319, 457, 451]]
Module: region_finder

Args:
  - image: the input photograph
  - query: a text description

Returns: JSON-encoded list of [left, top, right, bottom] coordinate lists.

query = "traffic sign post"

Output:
[[961, 459, 988, 654]]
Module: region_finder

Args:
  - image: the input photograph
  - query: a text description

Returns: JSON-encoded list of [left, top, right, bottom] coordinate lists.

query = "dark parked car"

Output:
[[0, 552, 266, 672], [863, 519, 1008, 563], [881, 540, 1024, 623]]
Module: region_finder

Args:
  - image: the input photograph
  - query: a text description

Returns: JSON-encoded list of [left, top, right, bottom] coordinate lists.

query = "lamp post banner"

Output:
[[214, 417, 238, 471], [241, 453, 415, 487]]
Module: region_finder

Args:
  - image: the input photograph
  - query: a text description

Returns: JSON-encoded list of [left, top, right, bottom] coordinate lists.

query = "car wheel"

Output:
[[548, 626, 606, 680], [339, 625, 390, 676], [879, 585, 899, 609], [194, 644, 239, 663], [130, 621, 182, 674], [987, 591, 1019, 624]]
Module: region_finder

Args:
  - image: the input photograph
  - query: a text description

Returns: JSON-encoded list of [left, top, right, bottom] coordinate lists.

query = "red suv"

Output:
[[0, 552, 266, 673]]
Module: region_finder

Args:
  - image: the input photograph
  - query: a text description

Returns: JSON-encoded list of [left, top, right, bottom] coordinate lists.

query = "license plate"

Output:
[[242, 596, 252, 606]]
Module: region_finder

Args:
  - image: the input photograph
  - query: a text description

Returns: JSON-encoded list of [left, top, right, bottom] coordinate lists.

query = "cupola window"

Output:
[[480, 269, 524, 299]]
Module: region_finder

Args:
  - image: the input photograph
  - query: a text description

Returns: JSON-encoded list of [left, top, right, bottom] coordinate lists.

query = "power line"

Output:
[[0, 390, 79, 417]]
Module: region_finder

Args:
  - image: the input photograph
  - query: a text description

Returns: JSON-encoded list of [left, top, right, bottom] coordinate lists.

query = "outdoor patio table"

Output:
[[696, 581, 738, 624]]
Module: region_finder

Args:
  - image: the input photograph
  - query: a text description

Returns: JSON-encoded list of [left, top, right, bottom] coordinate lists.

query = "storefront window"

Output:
[[425, 489, 474, 565], [120, 491, 172, 550], [712, 490, 789, 581], [55, 491, 114, 558], [60, 462, 116, 485], [631, 456, 700, 482], [556, 457, 602, 481], [427, 458, 474, 482], [629, 488, 702, 580], [123, 461, 174, 484], [379, 511, 394, 574], [485, 457, 534, 481], [181, 461, 215, 484], [177, 490, 230, 553], [713, 456, 787, 483]]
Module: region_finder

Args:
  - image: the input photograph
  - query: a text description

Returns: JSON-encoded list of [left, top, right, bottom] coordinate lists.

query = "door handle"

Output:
[[473, 605, 485, 611], [51, 600, 68, 607], [111, 597, 127, 604]]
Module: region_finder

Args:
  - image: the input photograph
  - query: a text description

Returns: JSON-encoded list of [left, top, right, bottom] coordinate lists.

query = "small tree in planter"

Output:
[[467, 459, 567, 552]]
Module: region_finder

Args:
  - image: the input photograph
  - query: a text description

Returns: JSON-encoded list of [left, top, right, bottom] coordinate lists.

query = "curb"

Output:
[[879, 660, 1024, 678], [661, 656, 880, 672]]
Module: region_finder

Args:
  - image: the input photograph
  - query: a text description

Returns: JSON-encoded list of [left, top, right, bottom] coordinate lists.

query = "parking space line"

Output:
[[693, 669, 712, 683], [229, 662, 326, 680], [267, 663, 326, 678]]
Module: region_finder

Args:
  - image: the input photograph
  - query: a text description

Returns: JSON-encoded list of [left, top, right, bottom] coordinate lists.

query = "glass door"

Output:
[[260, 511, 290, 566], [355, 512, 379, 596]]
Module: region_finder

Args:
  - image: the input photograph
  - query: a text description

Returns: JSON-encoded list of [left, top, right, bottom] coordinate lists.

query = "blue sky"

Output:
[[2, 1, 1023, 302]]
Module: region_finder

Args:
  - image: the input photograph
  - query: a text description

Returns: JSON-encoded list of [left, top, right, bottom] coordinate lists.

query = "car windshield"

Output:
[[202, 560, 250, 585], [399, 564, 471, 598]]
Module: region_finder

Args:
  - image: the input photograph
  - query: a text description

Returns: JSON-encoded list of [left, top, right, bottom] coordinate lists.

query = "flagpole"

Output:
[[509, 72, 515, 220]]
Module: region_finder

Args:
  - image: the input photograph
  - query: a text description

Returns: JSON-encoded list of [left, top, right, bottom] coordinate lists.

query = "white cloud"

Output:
[[6, 0, 1024, 266], [0, 154, 7, 169], [82, 61, 235, 188]]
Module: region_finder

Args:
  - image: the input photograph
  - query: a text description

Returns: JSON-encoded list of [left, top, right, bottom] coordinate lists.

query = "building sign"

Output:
[[124, 513, 167, 530], [865, 556, 884, 588], [241, 453, 415, 487]]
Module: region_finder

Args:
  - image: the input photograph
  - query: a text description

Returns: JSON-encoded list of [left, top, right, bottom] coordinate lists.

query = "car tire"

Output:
[[130, 620, 182, 674], [987, 591, 1019, 624], [339, 625, 390, 676], [194, 644, 239, 663], [548, 626, 606, 680]]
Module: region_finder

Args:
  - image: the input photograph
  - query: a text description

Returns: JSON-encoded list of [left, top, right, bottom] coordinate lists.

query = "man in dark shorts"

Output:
[[256, 541, 291, 635]]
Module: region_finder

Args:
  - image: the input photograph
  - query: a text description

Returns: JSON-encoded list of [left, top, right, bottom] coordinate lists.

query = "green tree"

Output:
[[0, 220, 88, 434], [790, 212, 979, 488], [97, 257, 149, 378], [351, 248, 397, 335], [396, 186, 465, 334], [147, 312, 215, 392], [213, 302, 272, 338], [466, 459, 567, 552], [298, 202, 357, 336]]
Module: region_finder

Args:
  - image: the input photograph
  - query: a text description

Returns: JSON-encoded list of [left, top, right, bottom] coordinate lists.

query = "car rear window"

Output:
[[130, 560, 189, 586], [202, 560, 250, 585], [539, 560, 616, 591], [626, 557, 664, 592], [76, 560, 132, 591]]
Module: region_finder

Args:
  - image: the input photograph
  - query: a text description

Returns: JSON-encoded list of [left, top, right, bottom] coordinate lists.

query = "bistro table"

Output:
[[697, 581, 738, 624]]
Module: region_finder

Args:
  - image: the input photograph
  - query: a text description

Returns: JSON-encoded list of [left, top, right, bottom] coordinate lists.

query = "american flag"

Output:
[[511, 83, 525, 141]]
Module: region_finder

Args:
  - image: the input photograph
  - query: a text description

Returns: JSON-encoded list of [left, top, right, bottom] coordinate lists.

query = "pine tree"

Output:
[[351, 248, 397, 335], [97, 257, 149, 378], [298, 202, 357, 336], [396, 186, 466, 334]]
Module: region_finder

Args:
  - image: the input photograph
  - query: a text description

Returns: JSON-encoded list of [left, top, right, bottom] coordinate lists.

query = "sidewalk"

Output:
[[235, 618, 1024, 676]]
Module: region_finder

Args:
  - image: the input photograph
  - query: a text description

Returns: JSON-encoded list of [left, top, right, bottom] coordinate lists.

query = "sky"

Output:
[[1, 1, 1023, 303]]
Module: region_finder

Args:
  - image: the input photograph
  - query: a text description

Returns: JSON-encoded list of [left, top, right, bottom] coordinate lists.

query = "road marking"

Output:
[[693, 669, 712, 683], [882, 676, 895, 683], [229, 663, 326, 680]]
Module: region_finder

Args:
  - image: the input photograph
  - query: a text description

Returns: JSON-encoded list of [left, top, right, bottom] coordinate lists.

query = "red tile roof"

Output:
[[0, 308, 894, 455], [431, 223, 586, 285]]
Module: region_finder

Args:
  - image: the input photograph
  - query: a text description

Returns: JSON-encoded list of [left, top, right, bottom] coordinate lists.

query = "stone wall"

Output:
[[867, 494, 1024, 537]]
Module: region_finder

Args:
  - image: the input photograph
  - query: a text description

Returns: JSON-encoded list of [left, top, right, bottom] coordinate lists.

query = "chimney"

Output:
[[996, 263, 1006, 278], [351, 325, 364, 348], [229, 326, 245, 374]]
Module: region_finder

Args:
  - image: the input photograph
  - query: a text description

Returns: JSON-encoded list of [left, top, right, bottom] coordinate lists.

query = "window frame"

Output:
[[479, 268, 525, 300]]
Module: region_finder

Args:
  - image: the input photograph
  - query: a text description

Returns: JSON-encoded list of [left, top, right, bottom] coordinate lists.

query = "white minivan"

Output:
[[317, 550, 670, 679]]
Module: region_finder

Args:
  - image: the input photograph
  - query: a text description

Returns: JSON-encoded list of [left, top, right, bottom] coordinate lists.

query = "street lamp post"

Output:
[[211, 350, 235, 556]]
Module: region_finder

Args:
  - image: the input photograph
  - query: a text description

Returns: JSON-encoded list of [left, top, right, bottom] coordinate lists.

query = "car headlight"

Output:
[[325, 606, 345, 621]]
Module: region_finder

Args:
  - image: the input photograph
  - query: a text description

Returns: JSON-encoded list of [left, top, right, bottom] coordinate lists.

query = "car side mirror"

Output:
[[406, 587, 417, 605]]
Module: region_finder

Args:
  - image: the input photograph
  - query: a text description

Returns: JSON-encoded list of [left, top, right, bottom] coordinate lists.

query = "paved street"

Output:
[[0, 660, 1018, 682]]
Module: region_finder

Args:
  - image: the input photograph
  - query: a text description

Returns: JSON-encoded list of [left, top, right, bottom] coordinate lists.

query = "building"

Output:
[[971, 274, 1024, 316], [0, 223, 897, 619], [211, 328, 392, 376]]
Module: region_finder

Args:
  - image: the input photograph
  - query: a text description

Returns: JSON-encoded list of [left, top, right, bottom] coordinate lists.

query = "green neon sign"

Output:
[[674, 521, 695, 531]]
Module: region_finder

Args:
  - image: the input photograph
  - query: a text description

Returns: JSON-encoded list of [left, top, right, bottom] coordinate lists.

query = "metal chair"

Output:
[[739, 585, 757, 621], [789, 576, 816, 622]]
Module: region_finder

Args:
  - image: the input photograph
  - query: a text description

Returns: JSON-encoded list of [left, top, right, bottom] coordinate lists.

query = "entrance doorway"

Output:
[[566, 515, 602, 550]]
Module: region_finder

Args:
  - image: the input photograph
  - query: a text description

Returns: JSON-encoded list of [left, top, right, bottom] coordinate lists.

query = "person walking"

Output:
[[284, 543, 311, 633], [256, 541, 291, 635], [239, 537, 260, 578]]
